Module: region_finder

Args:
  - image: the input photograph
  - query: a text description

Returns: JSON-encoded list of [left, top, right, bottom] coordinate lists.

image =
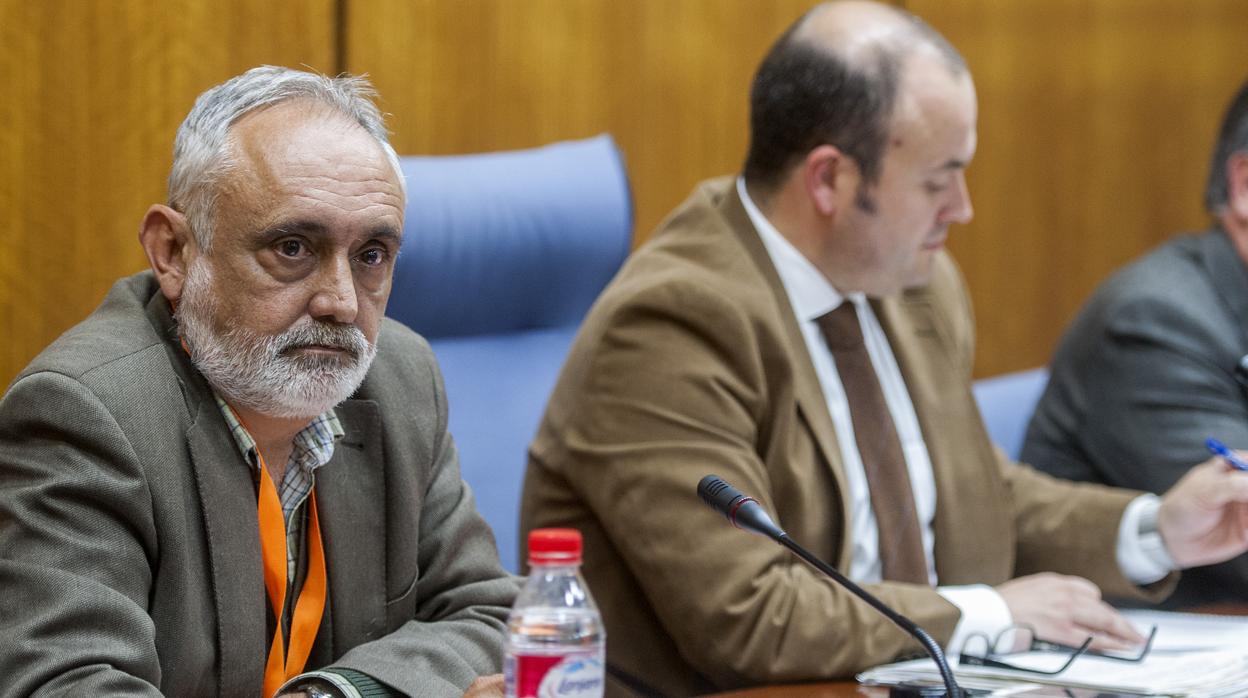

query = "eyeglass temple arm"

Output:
[[960, 636, 1092, 676], [1034, 625, 1158, 663]]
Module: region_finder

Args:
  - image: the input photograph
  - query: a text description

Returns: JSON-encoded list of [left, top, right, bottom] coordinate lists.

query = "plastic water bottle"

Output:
[[505, 528, 606, 698]]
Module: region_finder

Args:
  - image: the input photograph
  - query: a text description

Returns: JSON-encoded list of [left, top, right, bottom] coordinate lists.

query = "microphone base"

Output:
[[889, 681, 976, 698]]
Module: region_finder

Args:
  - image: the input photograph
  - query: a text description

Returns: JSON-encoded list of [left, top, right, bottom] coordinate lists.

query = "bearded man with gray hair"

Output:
[[0, 66, 515, 698]]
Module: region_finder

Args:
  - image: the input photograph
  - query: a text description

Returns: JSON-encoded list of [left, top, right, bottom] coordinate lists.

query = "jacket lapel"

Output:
[[874, 277, 1013, 585], [148, 292, 267, 695], [717, 182, 854, 568], [314, 398, 388, 661], [184, 389, 268, 694]]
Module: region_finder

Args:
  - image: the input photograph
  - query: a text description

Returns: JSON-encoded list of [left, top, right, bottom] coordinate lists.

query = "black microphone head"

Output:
[[696, 474, 784, 539], [697, 474, 741, 516]]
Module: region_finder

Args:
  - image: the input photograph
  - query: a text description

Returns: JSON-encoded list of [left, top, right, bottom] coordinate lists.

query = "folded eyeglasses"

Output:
[[958, 623, 1158, 676]]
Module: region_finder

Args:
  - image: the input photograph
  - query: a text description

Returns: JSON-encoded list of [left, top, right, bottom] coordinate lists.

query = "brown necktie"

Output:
[[816, 302, 928, 584]]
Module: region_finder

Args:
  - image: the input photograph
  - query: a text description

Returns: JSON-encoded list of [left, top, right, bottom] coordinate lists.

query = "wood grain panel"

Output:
[[345, 0, 823, 250], [350, 0, 1248, 379], [7, 1, 1243, 385], [907, 0, 1248, 376], [0, 0, 336, 386]]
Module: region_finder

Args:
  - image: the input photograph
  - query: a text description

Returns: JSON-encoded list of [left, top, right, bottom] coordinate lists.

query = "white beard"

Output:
[[176, 260, 377, 419]]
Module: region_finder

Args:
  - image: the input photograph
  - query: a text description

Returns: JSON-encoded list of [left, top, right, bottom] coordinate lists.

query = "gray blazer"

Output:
[[0, 272, 517, 696], [1023, 228, 1248, 605]]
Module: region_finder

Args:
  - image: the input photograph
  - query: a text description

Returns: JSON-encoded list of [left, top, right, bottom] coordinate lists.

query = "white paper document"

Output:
[[857, 610, 1248, 697], [1120, 609, 1248, 653]]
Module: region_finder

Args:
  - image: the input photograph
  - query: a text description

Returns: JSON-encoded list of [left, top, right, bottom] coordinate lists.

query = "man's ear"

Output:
[[139, 204, 197, 304], [802, 144, 858, 217], [1228, 152, 1248, 221]]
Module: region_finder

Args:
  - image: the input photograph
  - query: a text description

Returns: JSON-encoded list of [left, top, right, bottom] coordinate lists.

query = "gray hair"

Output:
[[167, 65, 406, 249]]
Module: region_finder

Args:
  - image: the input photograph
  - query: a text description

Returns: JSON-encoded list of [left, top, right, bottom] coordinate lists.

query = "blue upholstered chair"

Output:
[[972, 367, 1050, 461], [386, 135, 633, 572]]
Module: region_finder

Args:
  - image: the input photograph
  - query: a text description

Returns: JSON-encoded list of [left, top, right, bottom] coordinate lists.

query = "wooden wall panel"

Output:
[[908, 0, 1248, 376], [345, 0, 821, 250], [351, 0, 1247, 379], [5, 0, 1246, 385], [0, 0, 336, 387]]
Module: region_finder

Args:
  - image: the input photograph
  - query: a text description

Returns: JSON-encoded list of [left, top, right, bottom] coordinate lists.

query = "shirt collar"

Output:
[[213, 392, 344, 473], [736, 177, 864, 321]]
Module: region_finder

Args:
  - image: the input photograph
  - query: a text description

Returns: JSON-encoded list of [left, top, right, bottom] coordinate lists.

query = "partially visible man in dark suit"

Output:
[[0, 66, 514, 697], [520, 3, 1248, 695], [1023, 79, 1248, 608]]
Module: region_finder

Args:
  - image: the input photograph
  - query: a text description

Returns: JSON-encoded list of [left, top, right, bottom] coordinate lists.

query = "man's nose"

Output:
[[309, 256, 359, 324], [945, 172, 974, 225]]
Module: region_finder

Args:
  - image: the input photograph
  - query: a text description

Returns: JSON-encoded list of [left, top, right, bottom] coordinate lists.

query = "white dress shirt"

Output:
[[735, 177, 1173, 655]]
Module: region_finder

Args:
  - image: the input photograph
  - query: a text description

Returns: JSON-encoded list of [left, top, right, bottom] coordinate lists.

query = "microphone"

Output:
[[696, 475, 967, 698]]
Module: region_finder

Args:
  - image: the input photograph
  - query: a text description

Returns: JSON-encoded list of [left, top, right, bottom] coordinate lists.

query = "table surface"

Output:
[[713, 684, 1161, 697], [712, 684, 877, 697], [707, 603, 1248, 698], [714, 685, 1153, 697]]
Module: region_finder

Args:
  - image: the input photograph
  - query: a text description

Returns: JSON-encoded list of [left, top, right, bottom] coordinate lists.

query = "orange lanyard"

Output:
[[232, 414, 328, 698], [257, 452, 327, 697]]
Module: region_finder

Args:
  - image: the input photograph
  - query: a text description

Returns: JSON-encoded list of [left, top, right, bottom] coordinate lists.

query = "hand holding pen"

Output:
[[1147, 438, 1248, 569], [1206, 437, 1248, 471]]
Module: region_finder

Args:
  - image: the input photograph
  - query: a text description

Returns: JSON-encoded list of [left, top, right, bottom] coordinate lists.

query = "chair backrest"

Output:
[[972, 366, 1050, 461], [388, 135, 632, 572]]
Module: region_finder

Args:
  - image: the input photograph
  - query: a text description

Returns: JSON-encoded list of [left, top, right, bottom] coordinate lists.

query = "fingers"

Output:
[[1160, 458, 1248, 565], [1210, 457, 1248, 497], [1058, 579, 1145, 650], [997, 573, 1145, 652], [1038, 588, 1142, 651], [1070, 599, 1145, 651], [1186, 456, 1248, 502], [462, 675, 505, 698]]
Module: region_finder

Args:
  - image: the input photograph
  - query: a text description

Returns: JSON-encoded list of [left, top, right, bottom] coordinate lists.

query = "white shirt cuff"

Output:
[[1116, 493, 1176, 585], [938, 584, 1013, 657]]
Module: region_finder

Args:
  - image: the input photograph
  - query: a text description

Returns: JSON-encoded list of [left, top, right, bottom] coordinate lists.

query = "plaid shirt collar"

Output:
[[213, 393, 344, 518]]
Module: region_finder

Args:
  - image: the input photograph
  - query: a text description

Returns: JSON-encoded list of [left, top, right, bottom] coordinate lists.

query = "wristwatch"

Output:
[[290, 679, 343, 698]]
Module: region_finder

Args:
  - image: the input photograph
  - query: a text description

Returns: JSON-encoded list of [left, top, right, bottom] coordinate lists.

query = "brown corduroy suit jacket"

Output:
[[520, 177, 1172, 696]]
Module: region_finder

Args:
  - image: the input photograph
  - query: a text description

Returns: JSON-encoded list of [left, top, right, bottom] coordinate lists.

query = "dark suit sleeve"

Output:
[[1076, 295, 1248, 491], [1030, 290, 1248, 602], [0, 371, 164, 696], [326, 339, 518, 695]]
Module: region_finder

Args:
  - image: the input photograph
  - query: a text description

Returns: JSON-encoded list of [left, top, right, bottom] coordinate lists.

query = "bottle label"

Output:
[[506, 651, 605, 698]]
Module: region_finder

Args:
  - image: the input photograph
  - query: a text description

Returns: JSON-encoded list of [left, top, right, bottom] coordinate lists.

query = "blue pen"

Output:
[[1206, 437, 1248, 472]]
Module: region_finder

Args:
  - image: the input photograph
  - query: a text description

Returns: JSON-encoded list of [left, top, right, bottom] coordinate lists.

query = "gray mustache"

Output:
[[277, 322, 369, 358]]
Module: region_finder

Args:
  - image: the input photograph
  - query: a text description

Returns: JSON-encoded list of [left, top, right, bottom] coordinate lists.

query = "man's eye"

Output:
[[358, 248, 387, 266], [923, 181, 949, 194], [277, 240, 306, 257]]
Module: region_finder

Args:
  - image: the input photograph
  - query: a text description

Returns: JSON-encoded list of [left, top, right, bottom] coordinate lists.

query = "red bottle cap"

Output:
[[528, 528, 583, 565]]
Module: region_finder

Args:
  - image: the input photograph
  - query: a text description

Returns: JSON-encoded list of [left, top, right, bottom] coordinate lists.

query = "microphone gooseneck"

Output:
[[696, 474, 965, 698]]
